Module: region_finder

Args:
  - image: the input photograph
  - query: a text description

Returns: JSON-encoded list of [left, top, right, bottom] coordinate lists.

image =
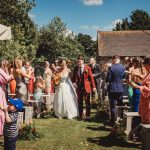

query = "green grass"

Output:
[[1, 110, 142, 150]]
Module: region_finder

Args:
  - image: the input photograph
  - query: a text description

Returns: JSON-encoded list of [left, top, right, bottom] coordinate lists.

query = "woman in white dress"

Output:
[[54, 60, 79, 120]]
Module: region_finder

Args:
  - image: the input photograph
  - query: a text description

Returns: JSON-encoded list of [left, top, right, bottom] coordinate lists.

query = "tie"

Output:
[[79, 67, 82, 77]]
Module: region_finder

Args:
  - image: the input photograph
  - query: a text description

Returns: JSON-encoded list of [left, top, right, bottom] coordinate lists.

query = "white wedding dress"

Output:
[[54, 73, 79, 119]]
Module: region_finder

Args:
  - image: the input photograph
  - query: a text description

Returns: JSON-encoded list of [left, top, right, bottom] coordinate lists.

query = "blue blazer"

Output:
[[106, 63, 125, 93]]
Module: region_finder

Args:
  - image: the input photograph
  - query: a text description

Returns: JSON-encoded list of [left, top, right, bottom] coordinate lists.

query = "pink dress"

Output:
[[0, 68, 11, 135], [139, 73, 150, 124]]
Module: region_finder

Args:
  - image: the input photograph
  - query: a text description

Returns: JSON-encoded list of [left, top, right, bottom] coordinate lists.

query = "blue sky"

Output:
[[29, 0, 150, 40]]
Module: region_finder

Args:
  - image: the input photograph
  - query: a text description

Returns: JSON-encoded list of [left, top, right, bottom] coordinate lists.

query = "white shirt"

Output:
[[78, 64, 84, 76]]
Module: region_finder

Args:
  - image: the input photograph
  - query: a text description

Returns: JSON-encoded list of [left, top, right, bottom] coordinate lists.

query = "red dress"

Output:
[[28, 73, 35, 94], [9, 79, 16, 94], [139, 73, 150, 123]]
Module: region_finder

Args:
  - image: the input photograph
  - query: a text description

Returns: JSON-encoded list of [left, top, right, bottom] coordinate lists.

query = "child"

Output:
[[0, 97, 23, 150], [34, 76, 45, 118]]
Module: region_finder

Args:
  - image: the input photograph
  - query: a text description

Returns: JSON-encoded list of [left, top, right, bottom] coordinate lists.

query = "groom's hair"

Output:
[[78, 55, 84, 61]]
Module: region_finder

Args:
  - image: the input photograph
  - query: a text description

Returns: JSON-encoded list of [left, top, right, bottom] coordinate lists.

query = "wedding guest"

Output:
[[89, 57, 101, 103], [23, 61, 34, 99], [106, 56, 125, 125], [2, 98, 23, 150], [9, 61, 16, 94], [34, 76, 45, 118], [130, 57, 147, 111], [13, 59, 31, 103], [50, 63, 57, 74], [43, 61, 52, 94], [72, 55, 96, 121], [50, 63, 56, 93], [55, 60, 61, 72], [127, 56, 150, 124], [0, 68, 13, 137], [28, 66, 35, 95], [101, 63, 109, 101], [124, 57, 134, 106]]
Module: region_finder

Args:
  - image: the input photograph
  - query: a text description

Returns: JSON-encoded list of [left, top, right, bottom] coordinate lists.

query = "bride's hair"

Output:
[[61, 60, 67, 68]]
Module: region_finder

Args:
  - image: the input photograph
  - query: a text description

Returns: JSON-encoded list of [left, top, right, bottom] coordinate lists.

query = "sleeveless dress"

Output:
[[15, 75, 27, 102], [43, 69, 51, 94], [34, 87, 43, 118], [0, 68, 12, 135], [54, 73, 79, 119]]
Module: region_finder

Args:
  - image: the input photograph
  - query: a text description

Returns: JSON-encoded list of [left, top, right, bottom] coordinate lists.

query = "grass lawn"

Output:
[[14, 110, 142, 150]]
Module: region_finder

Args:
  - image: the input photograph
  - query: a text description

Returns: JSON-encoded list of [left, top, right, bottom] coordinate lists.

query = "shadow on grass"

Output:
[[87, 134, 141, 149], [86, 125, 110, 132]]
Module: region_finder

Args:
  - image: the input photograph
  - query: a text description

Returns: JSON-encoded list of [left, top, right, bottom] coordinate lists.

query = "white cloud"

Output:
[[92, 36, 97, 41], [91, 25, 100, 30], [79, 25, 100, 41], [83, 0, 103, 6], [28, 13, 36, 19], [80, 25, 101, 30], [80, 25, 90, 30], [63, 29, 75, 39], [102, 19, 122, 31]]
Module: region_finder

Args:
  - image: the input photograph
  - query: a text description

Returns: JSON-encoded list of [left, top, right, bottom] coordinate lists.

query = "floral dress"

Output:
[[139, 73, 150, 123]]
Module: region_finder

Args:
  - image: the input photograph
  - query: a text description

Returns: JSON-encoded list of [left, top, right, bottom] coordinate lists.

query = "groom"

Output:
[[72, 55, 96, 121]]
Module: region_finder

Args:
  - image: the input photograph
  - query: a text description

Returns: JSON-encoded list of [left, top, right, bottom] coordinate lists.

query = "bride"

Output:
[[54, 60, 79, 120]]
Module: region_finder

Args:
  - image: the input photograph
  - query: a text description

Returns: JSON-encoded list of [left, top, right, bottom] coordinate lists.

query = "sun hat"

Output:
[[8, 97, 24, 111]]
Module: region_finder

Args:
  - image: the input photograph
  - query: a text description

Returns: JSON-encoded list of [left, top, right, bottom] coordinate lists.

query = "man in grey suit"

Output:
[[106, 56, 125, 126], [89, 58, 101, 103]]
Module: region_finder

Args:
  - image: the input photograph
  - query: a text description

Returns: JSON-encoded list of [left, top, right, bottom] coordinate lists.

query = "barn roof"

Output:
[[97, 30, 150, 56]]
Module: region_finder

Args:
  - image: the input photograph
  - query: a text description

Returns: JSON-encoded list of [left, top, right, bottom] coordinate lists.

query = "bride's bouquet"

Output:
[[53, 73, 61, 87]]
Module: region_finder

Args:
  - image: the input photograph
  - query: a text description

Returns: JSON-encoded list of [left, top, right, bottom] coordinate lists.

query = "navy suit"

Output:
[[106, 63, 125, 123]]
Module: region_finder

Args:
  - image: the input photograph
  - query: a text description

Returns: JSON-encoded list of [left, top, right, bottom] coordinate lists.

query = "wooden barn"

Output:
[[97, 30, 150, 61]]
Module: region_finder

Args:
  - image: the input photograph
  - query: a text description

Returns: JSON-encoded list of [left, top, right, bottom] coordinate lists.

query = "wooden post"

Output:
[[124, 112, 140, 136], [24, 106, 33, 124], [17, 112, 24, 129]]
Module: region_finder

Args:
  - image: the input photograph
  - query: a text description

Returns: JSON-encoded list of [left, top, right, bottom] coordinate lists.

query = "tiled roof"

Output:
[[97, 30, 150, 56]]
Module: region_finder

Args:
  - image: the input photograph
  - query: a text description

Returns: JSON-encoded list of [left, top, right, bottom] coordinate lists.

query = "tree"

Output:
[[36, 17, 84, 62], [113, 9, 150, 31], [121, 18, 130, 30], [76, 33, 97, 58], [130, 9, 150, 30], [113, 22, 122, 31], [0, 0, 38, 61]]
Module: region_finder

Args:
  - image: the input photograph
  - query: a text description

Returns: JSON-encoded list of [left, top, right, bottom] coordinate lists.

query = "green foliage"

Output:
[[19, 122, 43, 140], [36, 17, 84, 62], [110, 119, 126, 137], [113, 9, 150, 31], [130, 9, 150, 30], [40, 102, 55, 119], [0, 0, 38, 61], [76, 33, 97, 59]]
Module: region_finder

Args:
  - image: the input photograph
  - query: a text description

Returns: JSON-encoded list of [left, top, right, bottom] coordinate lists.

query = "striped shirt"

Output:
[[4, 112, 19, 138]]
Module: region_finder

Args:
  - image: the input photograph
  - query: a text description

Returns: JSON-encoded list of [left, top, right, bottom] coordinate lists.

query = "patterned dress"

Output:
[[139, 73, 150, 123]]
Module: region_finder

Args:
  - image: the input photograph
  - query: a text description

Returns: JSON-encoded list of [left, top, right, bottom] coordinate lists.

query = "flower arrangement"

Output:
[[19, 120, 43, 140], [109, 119, 126, 137], [84, 69, 88, 74], [40, 102, 55, 119], [53, 73, 61, 87]]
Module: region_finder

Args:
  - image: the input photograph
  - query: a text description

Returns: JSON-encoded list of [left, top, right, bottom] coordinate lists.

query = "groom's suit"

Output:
[[72, 64, 96, 118]]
